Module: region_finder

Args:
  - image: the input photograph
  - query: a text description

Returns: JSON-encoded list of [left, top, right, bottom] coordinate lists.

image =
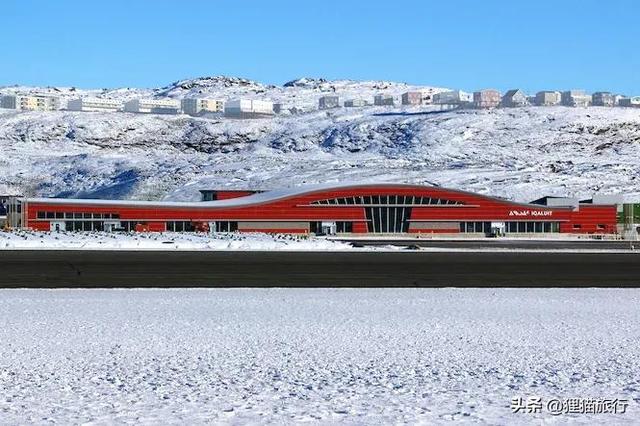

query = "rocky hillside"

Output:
[[1, 78, 639, 202]]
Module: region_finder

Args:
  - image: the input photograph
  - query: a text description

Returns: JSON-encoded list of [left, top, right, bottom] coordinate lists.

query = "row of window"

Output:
[[37, 211, 120, 219], [212, 221, 238, 232], [165, 221, 240, 232], [459, 221, 494, 233], [59, 220, 271, 233], [506, 222, 610, 232], [311, 195, 463, 206], [458, 221, 561, 233], [166, 221, 196, 232], [504, 221, 560, 233], [309, 221, 353, 234], [60, 221, 148, 232], [65, 221, 105, 231]]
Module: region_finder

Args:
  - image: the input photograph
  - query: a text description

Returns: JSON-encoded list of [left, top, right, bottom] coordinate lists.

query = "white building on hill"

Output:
[[374, 94, 394, 106], [319, 96, 340, 110], [224, 99, 274, 118], [534, 91, 562, 106], [473, 89, 501, 109], [344, 99, 368, 107], [401, 92, 422, 106], [181, 98, 224, 116], [591, 92, 615, 107], [501, 89, 529, 107], [433, 90, 472, 105], [67, 97, 123, 112], [619, 96, 640, 107], [420, 88, 438, 104], [123, 98, 181, 114], [561, 90, 591, 107], [0, 94, 60, 111]]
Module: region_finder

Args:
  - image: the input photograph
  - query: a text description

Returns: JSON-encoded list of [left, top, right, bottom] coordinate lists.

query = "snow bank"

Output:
[[1, 230, 636, 253], [0, 230, 385, 251]]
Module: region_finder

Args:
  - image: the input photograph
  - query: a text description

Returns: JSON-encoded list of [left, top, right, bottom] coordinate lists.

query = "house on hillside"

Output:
[[124, 99, 181, 114], [420, 88, 437, 104], [561, 90, 591, 107], [619, 96, 640, 107], [374, 94, 394, 106], [344, 99, 367, 107], [433, 90, 472, 105], [591, 92, 615, 107], [318, 96, 340, 110], [501, 89, 528, 107], [181, 98, 224, 115], [67, 97, 123, 112], [401, 92, 422, 106], [224, 99, 274, 118], [473, 89, 501, 108], [534, 91, 562, 106]]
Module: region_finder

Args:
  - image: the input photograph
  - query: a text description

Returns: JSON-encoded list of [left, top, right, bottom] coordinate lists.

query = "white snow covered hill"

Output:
[[1, 76, 640, 202]]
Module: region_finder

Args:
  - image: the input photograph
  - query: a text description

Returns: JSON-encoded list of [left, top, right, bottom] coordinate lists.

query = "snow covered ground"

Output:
[[1, 77, 639, 203], [0, 289, 638, 423], [0, 230, 375, 251], [1, 230, 637, 252]]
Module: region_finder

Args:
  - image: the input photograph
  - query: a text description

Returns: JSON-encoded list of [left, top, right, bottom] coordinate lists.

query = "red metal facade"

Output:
[[23, 184, 618, 235]]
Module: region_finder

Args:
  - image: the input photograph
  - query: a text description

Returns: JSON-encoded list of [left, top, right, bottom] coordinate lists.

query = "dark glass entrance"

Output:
[[365, 207, 412, 233]]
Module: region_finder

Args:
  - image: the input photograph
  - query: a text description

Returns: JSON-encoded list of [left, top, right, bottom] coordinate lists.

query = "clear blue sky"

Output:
[[1, 0, 638, 94]]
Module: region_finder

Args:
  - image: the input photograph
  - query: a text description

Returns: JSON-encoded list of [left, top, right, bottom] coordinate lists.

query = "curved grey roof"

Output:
[[26, 181, 426, 207], [24, 181, 569, 210]]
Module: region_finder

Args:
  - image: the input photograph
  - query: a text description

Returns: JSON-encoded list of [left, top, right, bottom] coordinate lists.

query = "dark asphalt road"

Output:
[[1, 250, 639, 287]]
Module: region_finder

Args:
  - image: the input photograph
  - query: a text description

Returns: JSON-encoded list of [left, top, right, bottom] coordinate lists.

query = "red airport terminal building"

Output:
[[6, 183, 620, 236]]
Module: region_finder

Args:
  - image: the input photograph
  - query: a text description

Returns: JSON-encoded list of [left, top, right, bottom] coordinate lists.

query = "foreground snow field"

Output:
[[0, 289, 638, 423], [0, 230, 369, 251]]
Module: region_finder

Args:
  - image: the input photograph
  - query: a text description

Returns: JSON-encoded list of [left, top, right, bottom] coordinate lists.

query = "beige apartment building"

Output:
[[181, 98, 224, 116], [534, 91, 562, 106], [0, 94, 60, 111]]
